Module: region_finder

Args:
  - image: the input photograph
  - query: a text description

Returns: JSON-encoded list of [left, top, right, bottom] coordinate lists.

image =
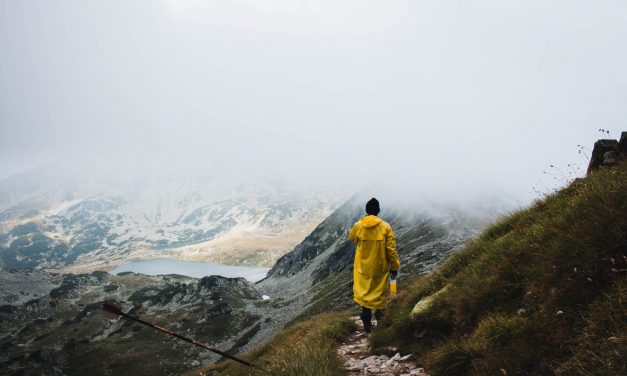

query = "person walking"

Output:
[[348, 198, 400, 333]]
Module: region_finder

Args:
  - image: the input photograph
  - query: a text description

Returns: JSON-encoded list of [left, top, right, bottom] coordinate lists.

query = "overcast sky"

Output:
[[1, 0, 626, 202]]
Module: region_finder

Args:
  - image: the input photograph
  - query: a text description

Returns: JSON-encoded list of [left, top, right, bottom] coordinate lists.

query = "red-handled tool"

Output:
[[102, 301, 267, 373]]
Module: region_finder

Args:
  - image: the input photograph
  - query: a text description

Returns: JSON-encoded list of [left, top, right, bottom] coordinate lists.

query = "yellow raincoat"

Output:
[[348, 215, 400, 309]]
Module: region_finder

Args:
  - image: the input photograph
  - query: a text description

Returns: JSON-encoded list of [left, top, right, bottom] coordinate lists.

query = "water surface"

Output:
[[111, 258, 269, 282]]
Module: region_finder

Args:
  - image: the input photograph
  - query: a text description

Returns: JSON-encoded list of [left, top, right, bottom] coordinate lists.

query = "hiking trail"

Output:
[[336, 316, 428, 376]]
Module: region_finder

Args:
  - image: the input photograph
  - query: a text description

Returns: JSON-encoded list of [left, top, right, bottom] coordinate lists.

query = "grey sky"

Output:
[[1, 1, 626, 201]]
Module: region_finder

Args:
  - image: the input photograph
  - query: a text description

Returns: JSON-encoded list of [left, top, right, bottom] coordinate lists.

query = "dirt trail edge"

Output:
[[336, 316, 428, 376]]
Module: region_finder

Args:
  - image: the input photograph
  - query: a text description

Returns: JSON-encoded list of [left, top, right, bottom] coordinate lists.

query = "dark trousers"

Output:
[[360, 306, 384, 329]]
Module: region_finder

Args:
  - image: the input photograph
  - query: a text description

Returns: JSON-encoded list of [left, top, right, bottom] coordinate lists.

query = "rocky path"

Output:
[[336, 317, 428, 376]]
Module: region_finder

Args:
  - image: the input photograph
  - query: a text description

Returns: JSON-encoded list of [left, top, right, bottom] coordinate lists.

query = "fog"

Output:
[[1, 0, 626, 204]]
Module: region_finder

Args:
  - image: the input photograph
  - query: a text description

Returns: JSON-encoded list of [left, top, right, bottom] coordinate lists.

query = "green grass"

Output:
[[185, 161, 626, 376], [185, 311, 356, 376], [370, 161, 627, 375]]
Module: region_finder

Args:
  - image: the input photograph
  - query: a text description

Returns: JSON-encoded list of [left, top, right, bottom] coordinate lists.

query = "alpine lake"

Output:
[[110, 258, 270, 282]]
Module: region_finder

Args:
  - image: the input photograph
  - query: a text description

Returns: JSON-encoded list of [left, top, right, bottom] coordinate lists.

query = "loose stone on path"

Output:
[[336, 316, 428, 376]]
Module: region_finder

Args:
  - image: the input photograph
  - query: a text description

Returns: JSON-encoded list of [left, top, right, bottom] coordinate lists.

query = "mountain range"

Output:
[[0, 189, 504, 375], [0, 169, 348, 272]]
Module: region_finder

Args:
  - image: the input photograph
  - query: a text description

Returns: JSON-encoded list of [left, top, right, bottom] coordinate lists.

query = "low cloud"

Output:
[[1, 1, 626, 205]]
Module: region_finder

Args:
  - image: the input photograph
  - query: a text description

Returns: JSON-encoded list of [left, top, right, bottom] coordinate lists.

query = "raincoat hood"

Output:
[[359, 215, 382, 228]]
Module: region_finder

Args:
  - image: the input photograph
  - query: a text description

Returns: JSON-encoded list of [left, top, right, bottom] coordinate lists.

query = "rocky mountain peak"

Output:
[[587, 131, 627, 174]]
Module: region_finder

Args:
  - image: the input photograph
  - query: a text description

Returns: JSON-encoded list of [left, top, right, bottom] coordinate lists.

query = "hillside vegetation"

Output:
[[189, 311, 355, 376], [0, 272, 265, 376], [371, 160, 627, 375], [206, 160, 625, 376]]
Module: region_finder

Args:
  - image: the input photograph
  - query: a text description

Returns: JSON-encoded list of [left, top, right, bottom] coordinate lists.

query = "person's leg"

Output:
[[360, 306, 372, 333]]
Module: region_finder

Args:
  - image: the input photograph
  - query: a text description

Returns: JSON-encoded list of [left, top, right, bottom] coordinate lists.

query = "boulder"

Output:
[[410, 368, 426, 375], [587, 139, 618, 174], [604, 151, 619, 165], [204, 302, 232, 318], [410, 285, 450, 319], [618, 132, 627, 154]]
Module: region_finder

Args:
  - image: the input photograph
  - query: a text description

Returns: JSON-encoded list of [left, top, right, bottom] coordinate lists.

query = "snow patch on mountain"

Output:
[[0, 172, 348, 271]]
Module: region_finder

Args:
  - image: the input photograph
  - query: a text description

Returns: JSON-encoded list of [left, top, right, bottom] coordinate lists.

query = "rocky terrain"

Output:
[[0, 194, 502, 375], [0, 172, 347, 271], [338, 316, 428, 376], [0, 269, 270, 376], [586, 131, 627, 173], [239, 195, 503, 352], [0, 268, 63, 306]]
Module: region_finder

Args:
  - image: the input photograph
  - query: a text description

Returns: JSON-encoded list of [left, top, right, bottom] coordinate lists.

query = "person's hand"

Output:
[[390, 270, 398, 279]]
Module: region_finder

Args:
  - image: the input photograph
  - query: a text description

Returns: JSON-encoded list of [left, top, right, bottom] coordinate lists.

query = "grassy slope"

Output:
[[185, 311, 356, 376], [370, 161, 627, 375], [187, 161, 625, 376]]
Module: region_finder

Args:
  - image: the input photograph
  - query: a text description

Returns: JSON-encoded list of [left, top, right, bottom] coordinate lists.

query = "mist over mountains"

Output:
[[0, 166, 349, 272]]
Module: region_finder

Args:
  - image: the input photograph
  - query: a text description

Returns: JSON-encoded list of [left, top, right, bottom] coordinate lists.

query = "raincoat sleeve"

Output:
[[385, 227, 401, 270], [348, 223, 360, 243]]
